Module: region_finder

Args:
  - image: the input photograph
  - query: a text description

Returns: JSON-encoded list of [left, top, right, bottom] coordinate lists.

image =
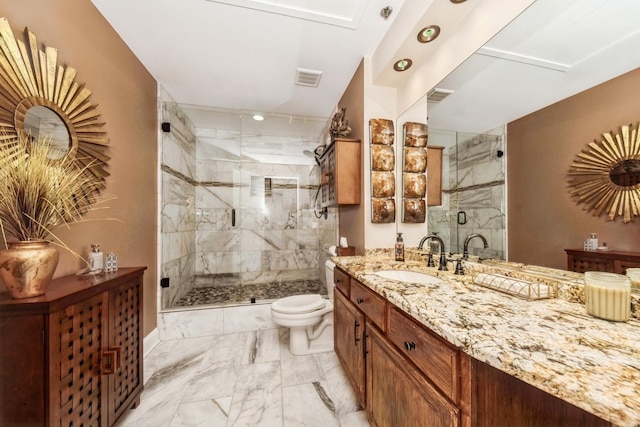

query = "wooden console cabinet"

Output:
[[0, 267, 146, 427], [333, 266, 611, 427], [320, 138, 361, 207], [565, 248, 640, 273]]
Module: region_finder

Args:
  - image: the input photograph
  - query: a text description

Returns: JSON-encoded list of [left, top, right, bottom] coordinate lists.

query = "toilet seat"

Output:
[[271, 294, 325, 314]]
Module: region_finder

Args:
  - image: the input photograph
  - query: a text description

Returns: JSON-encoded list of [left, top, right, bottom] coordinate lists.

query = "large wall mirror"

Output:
[[0, 17, 109, 188]]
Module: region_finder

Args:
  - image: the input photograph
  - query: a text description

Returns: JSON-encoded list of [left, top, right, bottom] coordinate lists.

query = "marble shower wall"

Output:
[[428, 132, 505, 258], [160, 99, 198, 309], [194, 128, 335, 288]]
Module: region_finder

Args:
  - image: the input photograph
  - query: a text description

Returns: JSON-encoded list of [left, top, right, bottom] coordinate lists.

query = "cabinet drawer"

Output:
[[334, 267, 351, 297], [388, 306, 459, 402], [350, 279, 386, 330]]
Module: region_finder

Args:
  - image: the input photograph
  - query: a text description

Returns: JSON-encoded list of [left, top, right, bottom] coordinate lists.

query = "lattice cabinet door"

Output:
[[49, 291, 110, 427], [107, 277, 143, 424]]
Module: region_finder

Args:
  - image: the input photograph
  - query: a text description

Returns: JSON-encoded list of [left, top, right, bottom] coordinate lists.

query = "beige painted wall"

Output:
[[2, 2, 159, 334], [508, 67, 640, 270], [337, 60, 365, 254]]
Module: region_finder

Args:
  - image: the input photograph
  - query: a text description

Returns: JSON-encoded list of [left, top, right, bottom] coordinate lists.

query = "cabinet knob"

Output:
[[403, 341, 416, 351], [356, 297, 364, 304]]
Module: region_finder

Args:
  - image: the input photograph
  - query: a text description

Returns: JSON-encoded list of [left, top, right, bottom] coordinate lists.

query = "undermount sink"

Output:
[[374, 270, 444, 284]]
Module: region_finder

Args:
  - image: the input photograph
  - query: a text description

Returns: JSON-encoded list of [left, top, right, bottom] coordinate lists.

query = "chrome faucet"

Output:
[[418, 234, 448, 271], [463, 233, 489, 259]]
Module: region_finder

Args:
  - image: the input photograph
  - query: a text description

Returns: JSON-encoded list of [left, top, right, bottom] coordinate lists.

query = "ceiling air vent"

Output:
[[427, 88, 454, 103], [296, 68, 323, 87]]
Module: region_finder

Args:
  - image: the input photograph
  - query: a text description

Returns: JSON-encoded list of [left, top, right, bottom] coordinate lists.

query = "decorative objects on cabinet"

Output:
[[0, 133, 105, 299], [0, 267, 145, 426], [370, 118, 396, 223], [319, 138, 361, 207], [0, 240, 59, 299], [427, 146, 444, 206], [402, 122, 428, 222], [565, 248, 640, 273], [567, 122, 640, 223]]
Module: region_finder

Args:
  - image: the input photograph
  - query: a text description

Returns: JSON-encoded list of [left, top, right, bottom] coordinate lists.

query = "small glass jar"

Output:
[[626, 268, 640, 290], [584, 271, 630, 321]]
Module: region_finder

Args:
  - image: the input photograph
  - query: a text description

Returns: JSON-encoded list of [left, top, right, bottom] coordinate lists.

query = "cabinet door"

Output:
[[366, 323, 459, 427], [427, 146, 444, 206], [49, 291, 109, 426], [334, 289, 365, 405], [0, 315, 45, 426], [108, 276, 144, 425]]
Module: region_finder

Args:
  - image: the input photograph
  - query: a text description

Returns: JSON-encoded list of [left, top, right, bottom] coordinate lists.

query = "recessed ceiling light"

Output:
[[417, 25, 440, 43], [393, 59, 413, 72], [252, 114, 264, 121]]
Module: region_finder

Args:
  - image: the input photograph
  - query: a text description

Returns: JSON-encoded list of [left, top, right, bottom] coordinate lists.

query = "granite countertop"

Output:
[[332, 250, 640, 427]]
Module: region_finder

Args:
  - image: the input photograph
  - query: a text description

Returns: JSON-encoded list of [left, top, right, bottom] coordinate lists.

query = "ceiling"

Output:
[[90, 0, 408, 120], [90, 0, 640, 137], [427, 0, 640, 133]]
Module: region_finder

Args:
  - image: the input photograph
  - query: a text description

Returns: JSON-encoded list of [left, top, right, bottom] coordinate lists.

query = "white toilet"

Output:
[[271, 260, 336, 355]]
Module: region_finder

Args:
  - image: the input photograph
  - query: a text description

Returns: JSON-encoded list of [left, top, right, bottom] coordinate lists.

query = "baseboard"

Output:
[[143, 328, 160, 357]]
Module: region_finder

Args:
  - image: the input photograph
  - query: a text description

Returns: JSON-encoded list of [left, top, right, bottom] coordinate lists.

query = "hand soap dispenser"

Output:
[[395, 233, 405, 262]]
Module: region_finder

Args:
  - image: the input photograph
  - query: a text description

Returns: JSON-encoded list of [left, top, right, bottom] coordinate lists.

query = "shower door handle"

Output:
[[232, 208, 236, 227]]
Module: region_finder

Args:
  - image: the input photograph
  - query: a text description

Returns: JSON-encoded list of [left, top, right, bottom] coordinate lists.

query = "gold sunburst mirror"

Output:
[[568, 122, 640, 223], [0, 17, 109, 188]]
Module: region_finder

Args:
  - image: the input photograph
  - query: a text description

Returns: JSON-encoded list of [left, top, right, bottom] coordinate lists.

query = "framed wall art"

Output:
[[370, 118, 395, 223], [402, 122, 428, 223]]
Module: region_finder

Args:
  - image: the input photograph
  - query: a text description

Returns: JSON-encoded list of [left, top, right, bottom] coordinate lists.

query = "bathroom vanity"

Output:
[[333, 254, 640, 427]]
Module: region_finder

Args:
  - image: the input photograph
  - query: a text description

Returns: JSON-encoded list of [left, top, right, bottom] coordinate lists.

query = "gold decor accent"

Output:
[[568, 123, 640, 223], [0, 17, 109, 187], [0, 240, 59, 298]]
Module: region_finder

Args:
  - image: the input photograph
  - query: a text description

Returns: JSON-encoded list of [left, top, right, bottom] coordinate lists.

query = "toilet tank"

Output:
[[325, 260, 336, 302]]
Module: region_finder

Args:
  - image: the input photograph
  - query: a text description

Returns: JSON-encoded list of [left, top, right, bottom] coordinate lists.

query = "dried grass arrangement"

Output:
[[0, 132, 102, 245]]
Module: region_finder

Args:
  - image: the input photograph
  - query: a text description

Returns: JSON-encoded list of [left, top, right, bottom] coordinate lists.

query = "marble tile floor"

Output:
[[115, 328, 370, 427]]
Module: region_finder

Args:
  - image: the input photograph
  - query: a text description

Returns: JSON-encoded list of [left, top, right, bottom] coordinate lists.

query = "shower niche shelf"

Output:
[[320, 138, 361, 208]]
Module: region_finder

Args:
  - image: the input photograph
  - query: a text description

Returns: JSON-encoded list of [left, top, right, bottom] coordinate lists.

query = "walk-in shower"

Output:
[[159, 101, 337, 310]]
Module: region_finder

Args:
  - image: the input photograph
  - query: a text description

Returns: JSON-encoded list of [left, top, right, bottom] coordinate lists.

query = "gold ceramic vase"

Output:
[[0, 241, 59, 299]]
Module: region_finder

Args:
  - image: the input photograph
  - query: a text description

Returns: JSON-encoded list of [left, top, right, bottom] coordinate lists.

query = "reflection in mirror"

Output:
[[609, 160, 640, 187], [24, 106, 70, 159]]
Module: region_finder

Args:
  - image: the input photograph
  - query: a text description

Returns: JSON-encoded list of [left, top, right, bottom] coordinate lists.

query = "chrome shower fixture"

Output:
[[303, 145, 325, 166]]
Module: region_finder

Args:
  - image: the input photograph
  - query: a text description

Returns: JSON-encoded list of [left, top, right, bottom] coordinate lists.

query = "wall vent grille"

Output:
[[427, 88, 454, 103], [296, 68, 323, 87]]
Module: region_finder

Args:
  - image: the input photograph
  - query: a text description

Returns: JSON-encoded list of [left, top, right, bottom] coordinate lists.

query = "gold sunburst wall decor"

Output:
[[568, 122, 640, 223], [0, 17, 109, 187]]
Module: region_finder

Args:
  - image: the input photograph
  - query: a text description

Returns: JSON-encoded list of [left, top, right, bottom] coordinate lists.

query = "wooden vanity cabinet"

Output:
[[320, 138, 361, 207], [334, 267, 611, 427], [334, 285, 366, 405], [427, 146, 444, 206], [565, 248, 640, 273], [470, 359, 611, 427], [367, 322, 459, 427], [0, 267, 145, 427], [387, 306, 459, 403]]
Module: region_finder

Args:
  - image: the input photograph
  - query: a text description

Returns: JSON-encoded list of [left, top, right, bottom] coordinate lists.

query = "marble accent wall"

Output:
[[194, 128, 336, 288], [160, 98, 198, 308], [428, 132, 505, 258]]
